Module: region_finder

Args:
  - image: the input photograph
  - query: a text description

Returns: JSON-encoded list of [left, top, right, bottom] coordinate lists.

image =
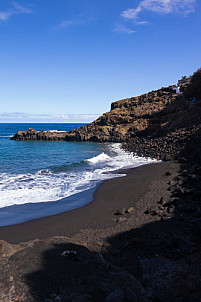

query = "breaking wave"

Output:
[[0, 143, 157, 209]]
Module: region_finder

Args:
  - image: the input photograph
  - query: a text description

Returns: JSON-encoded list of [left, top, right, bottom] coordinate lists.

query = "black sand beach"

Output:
[[1, 157, 201, 301], [1, 160, 189, 302], [0, 161, 173, 244]]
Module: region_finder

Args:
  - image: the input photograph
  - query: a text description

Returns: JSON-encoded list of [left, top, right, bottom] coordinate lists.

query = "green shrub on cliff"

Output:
[[184, 68, 201, 101]]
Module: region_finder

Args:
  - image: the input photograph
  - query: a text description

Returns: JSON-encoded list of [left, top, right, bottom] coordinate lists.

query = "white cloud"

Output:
[[0, 112, 100, 123], [135, 20, 149, 25], [55, 16, 95, 29], [0, 1, 33, 22], [113, 24, 136, 34], [12, 1, 33, 14], [121, 0, 196, 23], [56, 20, 76, 28], [47, 113, 100, 122], [0, 12, 12, 21]]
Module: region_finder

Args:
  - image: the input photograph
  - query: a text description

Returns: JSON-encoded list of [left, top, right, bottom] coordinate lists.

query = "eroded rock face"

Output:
[[65, 86, 182, 143], [10, 72, 201, 162], [11, 86, 185, 143]]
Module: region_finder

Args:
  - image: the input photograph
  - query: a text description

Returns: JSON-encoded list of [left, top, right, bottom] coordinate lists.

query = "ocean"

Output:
[[0, 123, 157, 226]]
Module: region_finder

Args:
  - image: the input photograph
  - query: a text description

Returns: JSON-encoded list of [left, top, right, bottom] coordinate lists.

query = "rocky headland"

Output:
[[11, 85, 187, 147], [1, 68, 201, 301], [11, 69, 201, 162]]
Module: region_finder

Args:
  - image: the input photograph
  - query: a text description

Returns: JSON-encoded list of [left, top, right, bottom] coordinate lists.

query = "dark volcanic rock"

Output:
[[0, 237, 146, 302], [11, 128, 67, 141], [11, 71, 201, 166]]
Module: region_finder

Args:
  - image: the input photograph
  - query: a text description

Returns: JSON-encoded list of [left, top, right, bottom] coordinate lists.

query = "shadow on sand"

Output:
[[24, 211, 201, 302]]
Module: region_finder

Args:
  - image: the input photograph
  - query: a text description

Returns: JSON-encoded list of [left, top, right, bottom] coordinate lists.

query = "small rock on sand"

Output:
[[125, 207, 134, 213], [145, 206, 159, 215], [114, 208, 126, 215], [116, 217, 127, 224]]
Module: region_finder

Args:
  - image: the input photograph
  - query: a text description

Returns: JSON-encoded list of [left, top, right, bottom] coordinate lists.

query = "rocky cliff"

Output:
[[65, 86, 181, 142], [11, 86, 194, 144], [12, 86, 181, 143], [11, 68, 201, 161], [122, 68, 201, 161]]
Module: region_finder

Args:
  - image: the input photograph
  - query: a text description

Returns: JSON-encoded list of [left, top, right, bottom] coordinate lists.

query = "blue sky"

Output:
[[0, 0, 201, 123]]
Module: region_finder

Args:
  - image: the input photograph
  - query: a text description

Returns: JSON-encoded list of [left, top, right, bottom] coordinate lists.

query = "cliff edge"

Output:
[[11, 68, 201, 161]]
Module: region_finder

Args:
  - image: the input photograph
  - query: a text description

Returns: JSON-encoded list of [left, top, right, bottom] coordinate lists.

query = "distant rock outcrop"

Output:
[[11, 129, 67, 141]]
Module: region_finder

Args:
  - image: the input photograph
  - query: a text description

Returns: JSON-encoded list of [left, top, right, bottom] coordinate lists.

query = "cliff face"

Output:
[[12, 85, 196, 143], [11, 69, 201, 161], [65, 86, 180, 142], [122, 69, 201, 161]]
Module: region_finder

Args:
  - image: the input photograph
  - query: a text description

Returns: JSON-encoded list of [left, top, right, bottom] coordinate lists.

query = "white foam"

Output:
[[0, 143, 158, 208], [48, 130, 66, 133], [86, 152, 110, 164]]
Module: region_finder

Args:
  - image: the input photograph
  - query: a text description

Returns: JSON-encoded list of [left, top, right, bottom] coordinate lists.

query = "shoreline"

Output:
[[0, 161, 174, 244], [0, 186, 97, 227], [0, 158, 156, 227]]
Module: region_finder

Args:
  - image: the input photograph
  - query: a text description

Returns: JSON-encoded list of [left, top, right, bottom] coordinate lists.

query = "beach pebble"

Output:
[[97, 241, 104, 247], [168, 205, 175, 213], [168, 185, 177, 191], [158, 197, 164, 204], [145, 206, 158, 215], [125, 207, 134, 213], [116, 217, 127, 223], [114, 208, 125, 215]]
